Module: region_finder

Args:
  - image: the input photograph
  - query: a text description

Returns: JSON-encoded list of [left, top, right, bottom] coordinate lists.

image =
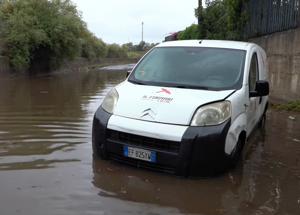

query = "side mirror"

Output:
[[250, 80, 269, 97], [126, 70, 131, 78]]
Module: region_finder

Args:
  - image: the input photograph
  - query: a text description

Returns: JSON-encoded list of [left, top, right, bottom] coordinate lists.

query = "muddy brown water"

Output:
[[0, 67, 299, 215]]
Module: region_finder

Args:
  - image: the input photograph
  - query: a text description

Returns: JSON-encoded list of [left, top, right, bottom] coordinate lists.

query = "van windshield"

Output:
[[128, 47, 246, 91]]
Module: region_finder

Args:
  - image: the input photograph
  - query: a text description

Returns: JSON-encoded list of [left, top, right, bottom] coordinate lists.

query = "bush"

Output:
[[225, 0, 248, 40], [178, 24, 199, 40], [106, 44, 127, 58], [0, 0, 107, 72], [179, 0, 247, 41], [202, 0, 228, 39], [81, 32, 107, 60]]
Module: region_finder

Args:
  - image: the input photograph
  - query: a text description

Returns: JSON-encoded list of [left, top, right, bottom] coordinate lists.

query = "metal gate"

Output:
[[244, 0, 300, 38]]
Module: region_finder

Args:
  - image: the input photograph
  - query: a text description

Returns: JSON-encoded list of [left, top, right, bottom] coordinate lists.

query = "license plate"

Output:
[[123, 146, 156, 163]]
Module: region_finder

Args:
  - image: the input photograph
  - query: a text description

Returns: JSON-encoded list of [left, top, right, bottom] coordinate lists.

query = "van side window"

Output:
[[249, 53, 258, 91]]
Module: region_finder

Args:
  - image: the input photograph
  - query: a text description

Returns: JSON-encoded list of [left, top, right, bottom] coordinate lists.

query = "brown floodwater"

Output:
[[0, 67, 299, 215]]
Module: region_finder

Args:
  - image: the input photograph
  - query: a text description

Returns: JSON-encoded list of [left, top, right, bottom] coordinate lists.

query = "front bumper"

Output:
[[92, 107, 231, 177]]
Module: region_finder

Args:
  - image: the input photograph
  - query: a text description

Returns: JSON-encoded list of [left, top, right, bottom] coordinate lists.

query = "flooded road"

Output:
[[0, 67, 299, 215]]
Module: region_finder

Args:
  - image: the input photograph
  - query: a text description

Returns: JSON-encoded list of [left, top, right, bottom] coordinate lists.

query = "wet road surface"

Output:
[[100, 64, 136, 71], [0, 67, 299, 215]]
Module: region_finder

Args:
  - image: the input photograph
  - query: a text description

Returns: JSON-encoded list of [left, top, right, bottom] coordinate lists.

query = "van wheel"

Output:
[[92, 133, 109, 160], [93, 142, 109, 160], [258, 113, 266, 128], [259, 103, 268, 128], [228, 137, 244, 168]]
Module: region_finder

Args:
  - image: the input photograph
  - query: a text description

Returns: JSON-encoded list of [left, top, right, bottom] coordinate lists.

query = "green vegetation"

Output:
[[81, 31, 107, 60], [0, 0, 105, 71], [272, 101, 300, 112], [225, 0, 247, 40], [178, 24, 199, 40], [122, 41, 156, 59], [106, 44, 127, 59], [178, 0, 247, 41], [105, 41, 155, 59], [126, 51, 146, 60], [0, 0, 153, 73], [122, 41, 157, 52]]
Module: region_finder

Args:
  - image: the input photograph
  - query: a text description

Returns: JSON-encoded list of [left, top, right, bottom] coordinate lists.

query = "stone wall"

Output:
[[250, 28, 300, 102]]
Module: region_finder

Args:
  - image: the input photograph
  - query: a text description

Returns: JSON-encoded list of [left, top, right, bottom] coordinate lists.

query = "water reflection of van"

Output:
[[92, 40, 269, 176]]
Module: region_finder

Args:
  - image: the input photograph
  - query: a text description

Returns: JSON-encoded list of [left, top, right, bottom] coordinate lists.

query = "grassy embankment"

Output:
[[127, 51, 146, 59], [272, 101, 300, 112]]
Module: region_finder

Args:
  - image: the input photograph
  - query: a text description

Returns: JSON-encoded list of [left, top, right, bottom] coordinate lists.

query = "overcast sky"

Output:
[[72, 0, 201, 45]]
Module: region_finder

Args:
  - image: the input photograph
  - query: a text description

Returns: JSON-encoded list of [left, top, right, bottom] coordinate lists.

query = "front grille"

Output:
[[106, 129, 181, 153]]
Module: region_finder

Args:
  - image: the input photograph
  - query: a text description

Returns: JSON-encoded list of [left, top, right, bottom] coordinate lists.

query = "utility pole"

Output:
[[141, 22, 144, 42], [198, 0, 203, 39]]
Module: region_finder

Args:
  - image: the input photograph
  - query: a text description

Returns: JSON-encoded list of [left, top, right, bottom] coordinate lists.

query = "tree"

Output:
[[197, 0, 204, 38], [0, 0, 107, 72], [81, 31, 107, 60], [225, 0, 247, 40], [178, 24, 199, 40], [106, 44, 127, 58], [179, 0, 246, 41], [122, 42, 133, 52], [202, 0, 228, 39]]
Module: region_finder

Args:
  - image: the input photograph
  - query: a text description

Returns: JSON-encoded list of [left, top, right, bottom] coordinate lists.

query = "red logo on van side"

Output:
[[156, 88, 171, 95]]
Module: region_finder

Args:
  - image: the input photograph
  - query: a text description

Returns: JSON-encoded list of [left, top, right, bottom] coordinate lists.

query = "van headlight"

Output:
[[101, 88, 119, 114], [191, 101, 231, 126]]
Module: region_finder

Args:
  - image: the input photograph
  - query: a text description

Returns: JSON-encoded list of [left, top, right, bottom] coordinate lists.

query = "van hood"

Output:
[[113, 81, 234, 126]]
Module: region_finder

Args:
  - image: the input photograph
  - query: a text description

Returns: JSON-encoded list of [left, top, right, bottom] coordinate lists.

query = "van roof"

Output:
[[157, 40, 254, 51]]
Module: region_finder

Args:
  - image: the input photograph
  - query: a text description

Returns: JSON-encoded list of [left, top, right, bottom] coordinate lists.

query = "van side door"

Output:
[[256, 50, 267, 120], [246, 52, 259, 133]]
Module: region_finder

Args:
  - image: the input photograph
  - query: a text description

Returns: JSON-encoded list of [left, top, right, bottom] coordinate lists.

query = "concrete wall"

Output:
[[250, 28, 300, 102]]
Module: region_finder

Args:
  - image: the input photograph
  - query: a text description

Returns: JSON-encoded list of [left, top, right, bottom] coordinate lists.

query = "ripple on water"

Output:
[[0, 69, 126, 171]]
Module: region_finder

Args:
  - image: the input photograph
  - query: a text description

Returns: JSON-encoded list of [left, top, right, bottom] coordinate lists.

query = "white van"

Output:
[[92, 40, 269, 176]]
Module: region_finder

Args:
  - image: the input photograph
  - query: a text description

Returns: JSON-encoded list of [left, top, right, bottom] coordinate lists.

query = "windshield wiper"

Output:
[[130, 80, 146, 85], [172, 85, 210, 90], [130, 79, 211, 90]]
